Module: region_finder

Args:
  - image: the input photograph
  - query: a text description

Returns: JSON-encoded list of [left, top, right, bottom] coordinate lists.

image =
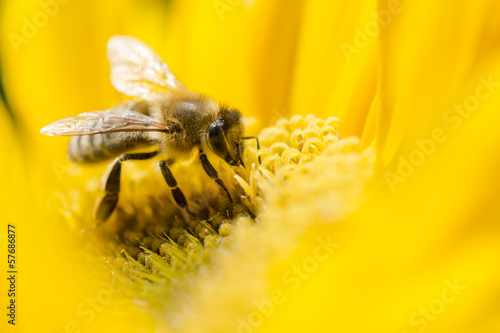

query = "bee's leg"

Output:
[[199, 150, 234, 204], [95, 151, 159, 221], [159, 160, 196, 217]]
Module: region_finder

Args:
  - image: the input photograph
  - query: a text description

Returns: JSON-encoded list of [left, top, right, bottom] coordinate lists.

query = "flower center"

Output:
[[55, 113, 375, 310]]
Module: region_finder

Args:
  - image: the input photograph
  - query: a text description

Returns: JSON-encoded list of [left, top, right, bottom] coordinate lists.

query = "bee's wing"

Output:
[[40, 109, 168, 136], [107, 35, 186, 100]]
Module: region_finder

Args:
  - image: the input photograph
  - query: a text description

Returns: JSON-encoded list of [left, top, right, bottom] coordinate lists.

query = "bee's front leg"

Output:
[[95, 151, 159, 221], [199, 150, 233, 204], [159, 160, 196, 217]]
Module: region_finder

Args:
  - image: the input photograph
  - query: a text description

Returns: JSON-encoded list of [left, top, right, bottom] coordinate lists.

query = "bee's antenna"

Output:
[[242, 136, 261, 164], [237, 143, 245, 168]]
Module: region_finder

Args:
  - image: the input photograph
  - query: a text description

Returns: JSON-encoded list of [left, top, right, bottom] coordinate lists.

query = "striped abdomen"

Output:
[[68, 132, 153, 163]]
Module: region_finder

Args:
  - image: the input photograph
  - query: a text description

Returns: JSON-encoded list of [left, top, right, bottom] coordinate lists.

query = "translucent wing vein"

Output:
[[40, 109, 167, 136]]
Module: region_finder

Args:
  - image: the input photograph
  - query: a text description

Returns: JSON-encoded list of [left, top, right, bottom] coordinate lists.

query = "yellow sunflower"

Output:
[[1, 0, 500, 332]]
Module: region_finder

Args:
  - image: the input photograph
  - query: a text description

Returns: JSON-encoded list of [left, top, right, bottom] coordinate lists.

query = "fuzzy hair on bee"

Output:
[[40, 35, 257, 221]]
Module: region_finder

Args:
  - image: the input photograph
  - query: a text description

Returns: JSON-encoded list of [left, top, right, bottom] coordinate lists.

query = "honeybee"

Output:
[[41, 35, 258, 221]]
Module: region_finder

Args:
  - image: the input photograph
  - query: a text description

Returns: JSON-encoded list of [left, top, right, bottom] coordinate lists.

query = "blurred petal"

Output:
[[288, 0, 378, 138], [377, 0, 500, 167], [0, 0, 123, 131], [0, 102, 23, 226]]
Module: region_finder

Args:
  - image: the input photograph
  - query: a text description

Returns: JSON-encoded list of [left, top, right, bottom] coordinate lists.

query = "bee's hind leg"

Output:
[[95, 151, 159, 222], [159, 160, 196, 217], [199, 150, 233, 204]]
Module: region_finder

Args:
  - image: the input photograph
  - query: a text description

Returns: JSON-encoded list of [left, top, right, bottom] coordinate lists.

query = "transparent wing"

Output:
[[40, 108, 168, 136], [107, 35, 186, 100]]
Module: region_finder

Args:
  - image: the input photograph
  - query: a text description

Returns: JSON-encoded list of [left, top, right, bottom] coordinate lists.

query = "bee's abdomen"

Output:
[[68, 132, 153, 163]]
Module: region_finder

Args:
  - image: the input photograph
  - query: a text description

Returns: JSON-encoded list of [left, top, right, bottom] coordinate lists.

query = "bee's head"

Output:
[[206, 108, 244, 166]]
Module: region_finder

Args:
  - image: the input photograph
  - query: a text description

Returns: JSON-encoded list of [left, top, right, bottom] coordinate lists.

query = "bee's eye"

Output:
[[206, 114, 241, 166], [208, 123, 222, 137], [207, 121, 229, 159]]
